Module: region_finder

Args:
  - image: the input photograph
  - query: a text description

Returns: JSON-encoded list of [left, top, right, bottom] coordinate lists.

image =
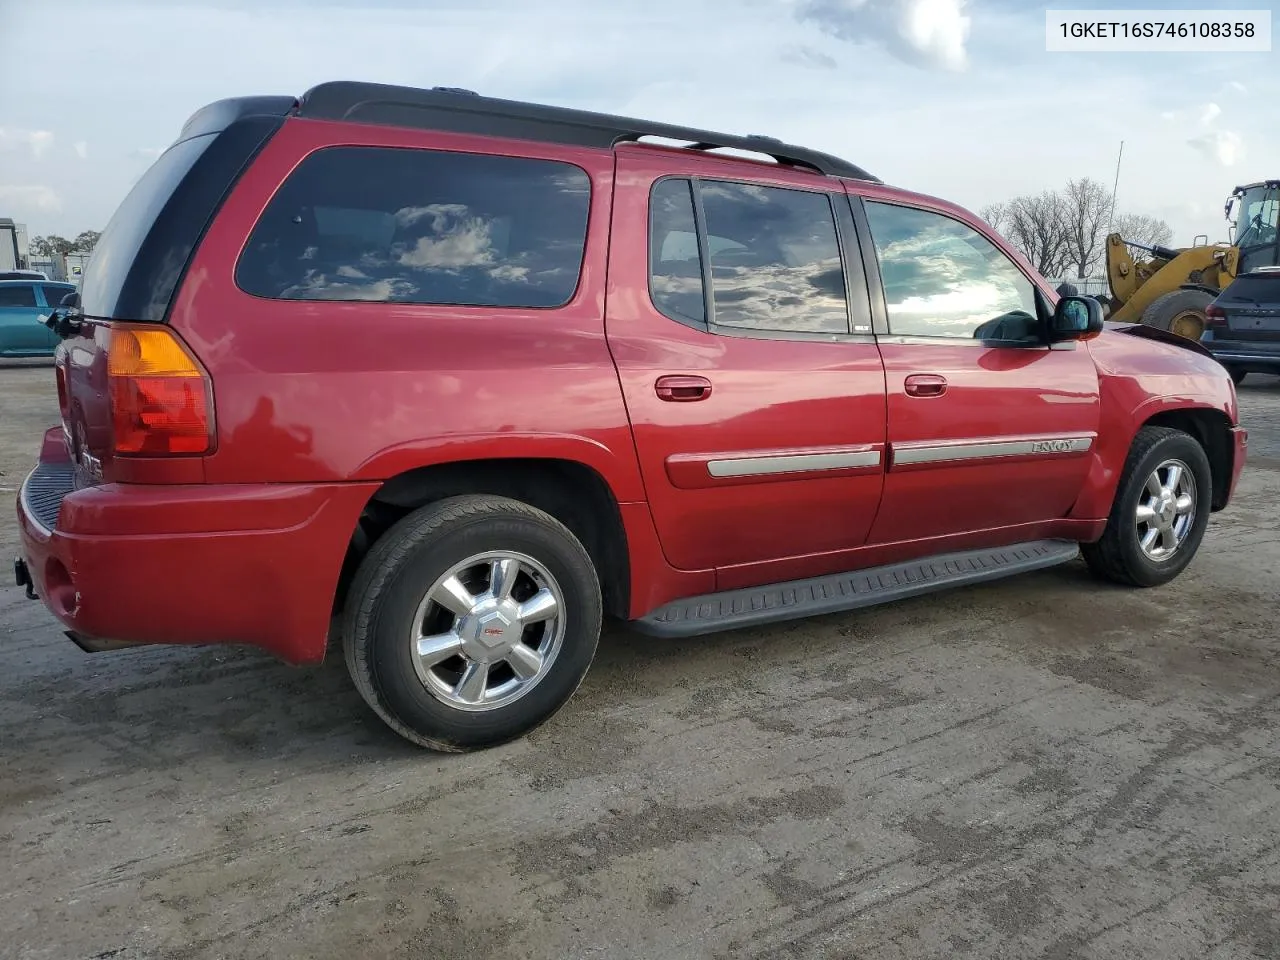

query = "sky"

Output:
[[0, 0, 1276, 249]]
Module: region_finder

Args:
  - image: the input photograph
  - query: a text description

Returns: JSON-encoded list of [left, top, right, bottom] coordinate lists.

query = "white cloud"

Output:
[[1199, 102, 1221, 125], [780, 44, 838, 69], [798, 0, 971, 71], [133, 146, 164, 160], [73, 140, 88, 159], [1227, 80, 1248, 95], [0, 185, 63, 212], [0, 127, 55, 159], [1188, 130, 1243, 167]]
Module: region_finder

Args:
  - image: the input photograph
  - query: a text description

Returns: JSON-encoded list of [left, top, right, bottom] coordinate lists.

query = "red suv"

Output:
[[15, 82, 1247, 751]]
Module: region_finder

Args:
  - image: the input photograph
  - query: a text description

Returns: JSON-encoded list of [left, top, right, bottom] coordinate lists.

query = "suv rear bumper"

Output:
[[1202, 331, 1280, 370], [16, 433, 378, 664]]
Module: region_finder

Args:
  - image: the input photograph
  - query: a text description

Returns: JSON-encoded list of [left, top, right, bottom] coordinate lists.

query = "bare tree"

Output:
[[1112, 213, 1174, 252], [978, 201, 1009, 236], [1003, 191, 1071, 277], [1060, 177, 1112, 278]]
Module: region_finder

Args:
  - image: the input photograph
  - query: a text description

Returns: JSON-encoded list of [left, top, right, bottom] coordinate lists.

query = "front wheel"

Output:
[[342, 495, 602, 751], [1082, 426, 1213, 587]]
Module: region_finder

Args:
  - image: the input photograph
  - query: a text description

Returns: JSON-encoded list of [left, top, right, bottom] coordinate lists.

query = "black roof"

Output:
[[293, 80, 879, 182], [1233, 180, 1280, 192]]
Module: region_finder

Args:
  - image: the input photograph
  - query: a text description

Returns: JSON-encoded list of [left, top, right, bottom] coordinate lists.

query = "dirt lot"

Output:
[[2, 361, 1279, 960]]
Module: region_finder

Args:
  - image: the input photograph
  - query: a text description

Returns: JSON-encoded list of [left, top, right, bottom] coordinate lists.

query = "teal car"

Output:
[[0, 280, 75, 359]]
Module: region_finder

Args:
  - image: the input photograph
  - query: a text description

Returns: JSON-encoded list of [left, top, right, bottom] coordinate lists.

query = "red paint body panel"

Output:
[[1068, 327, 1241, 519], [13, 108, 1249, 665], [871, 341, 1100, 541], [18, 471, 377, 665], [175, 118, 645, 500], [607, 148, 888, 574]]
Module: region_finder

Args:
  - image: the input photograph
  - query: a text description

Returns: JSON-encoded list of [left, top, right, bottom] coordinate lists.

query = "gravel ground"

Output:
[[2, 361, 1279, 960]]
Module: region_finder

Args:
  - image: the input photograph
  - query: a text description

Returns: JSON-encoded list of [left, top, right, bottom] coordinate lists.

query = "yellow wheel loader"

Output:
[[1105, 180, 1280, 339]]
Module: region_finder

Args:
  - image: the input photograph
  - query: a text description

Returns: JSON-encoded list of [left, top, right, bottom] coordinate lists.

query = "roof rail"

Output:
[[295, 81, 880, 183]]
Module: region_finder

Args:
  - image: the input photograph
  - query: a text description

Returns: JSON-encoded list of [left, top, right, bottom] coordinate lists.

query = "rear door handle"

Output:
[[904, 374, 947, 398], [656, 375, 713, 402]]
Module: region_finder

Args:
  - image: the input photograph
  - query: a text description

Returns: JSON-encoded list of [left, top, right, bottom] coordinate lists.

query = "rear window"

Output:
[[79, 134, 214, 319], [0, 285, 37, 307], [235, 146, 592, 309], [41, 284, 75, 307]]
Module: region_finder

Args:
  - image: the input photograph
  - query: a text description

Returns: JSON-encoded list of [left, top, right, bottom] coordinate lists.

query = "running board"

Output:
[[634, 539, 1080, 638]]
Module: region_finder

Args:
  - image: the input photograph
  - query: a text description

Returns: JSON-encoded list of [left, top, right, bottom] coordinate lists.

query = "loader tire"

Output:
[[1141, 288, 1213, 340]]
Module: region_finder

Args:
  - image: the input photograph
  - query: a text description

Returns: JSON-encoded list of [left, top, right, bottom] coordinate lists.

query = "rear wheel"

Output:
[[1141, 288, 1213, 340], [343, 495, 602, 751], [1082, 426, 1212, 587]]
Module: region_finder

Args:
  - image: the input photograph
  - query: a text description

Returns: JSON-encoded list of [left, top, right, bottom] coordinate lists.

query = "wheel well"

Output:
[[1141, 407, 1234, 511], [334, 458, 631, 619]]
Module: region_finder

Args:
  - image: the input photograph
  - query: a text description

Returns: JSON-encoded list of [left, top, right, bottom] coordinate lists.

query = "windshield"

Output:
[[1234, 186, 1280, 249]]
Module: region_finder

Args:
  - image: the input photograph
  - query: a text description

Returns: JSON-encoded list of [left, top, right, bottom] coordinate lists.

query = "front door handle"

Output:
[[904, 374, 947, 398], [656, 375, 713, 402]]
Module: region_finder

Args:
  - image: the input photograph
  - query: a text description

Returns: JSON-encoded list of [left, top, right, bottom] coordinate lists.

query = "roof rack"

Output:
[[295, 81, 880, 183]]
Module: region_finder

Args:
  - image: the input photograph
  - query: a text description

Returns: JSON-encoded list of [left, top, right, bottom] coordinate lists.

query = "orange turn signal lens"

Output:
[[107, 324, 214, 457], [108, 327, 204, 378]]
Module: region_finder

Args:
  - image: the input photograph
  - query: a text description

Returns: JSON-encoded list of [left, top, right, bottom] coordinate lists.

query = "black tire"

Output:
[[1228, 367, 1247, 386], [1141, 288, 1213, 339], [342, 494, 602, 752], [1081, 426, 1213, 588]]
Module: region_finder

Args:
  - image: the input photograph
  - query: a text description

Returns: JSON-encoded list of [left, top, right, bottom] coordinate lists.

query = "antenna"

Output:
[[1107, 139, 1124, 234]]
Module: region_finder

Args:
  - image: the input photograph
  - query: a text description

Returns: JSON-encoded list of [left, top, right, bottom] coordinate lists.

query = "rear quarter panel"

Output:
[[168, 118, 645, 501], [1069, 328, 1237, 519]]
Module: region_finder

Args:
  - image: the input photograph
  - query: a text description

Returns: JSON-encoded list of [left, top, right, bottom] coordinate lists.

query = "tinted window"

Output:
[[647, 179, 849, 334], [701, 182, 848, 334], [0, 285, 37, 307], [79, 133, 214, 319], [237, 146, 591, 308], [863, 201, 1040, 342], [41, 285, 75, 307], [649, 179, 705, 325]]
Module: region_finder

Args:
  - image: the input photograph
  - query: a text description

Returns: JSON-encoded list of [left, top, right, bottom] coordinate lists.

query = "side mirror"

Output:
[[1049, 295, 1104, 341]]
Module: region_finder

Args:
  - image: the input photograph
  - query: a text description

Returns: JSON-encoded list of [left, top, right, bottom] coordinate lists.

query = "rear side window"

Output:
[[236, 146, 592, 309], [41, 285, 75, 307], [648, 177, 850, 335], [0, 285, 37, 307]]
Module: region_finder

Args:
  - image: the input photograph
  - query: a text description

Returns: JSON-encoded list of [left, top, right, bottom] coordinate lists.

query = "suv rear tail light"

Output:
[[107, 324, 214, 456], [1205, 303, 1226, 328]]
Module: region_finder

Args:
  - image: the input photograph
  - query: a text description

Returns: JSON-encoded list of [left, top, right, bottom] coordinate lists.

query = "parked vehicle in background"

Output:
[[1202, 267, 1280, 384], [14, 82, 1248, 753], [0, 280, 74, 358], [0, 219, 30, 274]]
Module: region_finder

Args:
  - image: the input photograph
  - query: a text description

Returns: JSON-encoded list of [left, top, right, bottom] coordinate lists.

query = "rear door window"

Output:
[[236, 146, 592, 309], [0, 285, 37, 307], [648, 177, 851, 335]]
